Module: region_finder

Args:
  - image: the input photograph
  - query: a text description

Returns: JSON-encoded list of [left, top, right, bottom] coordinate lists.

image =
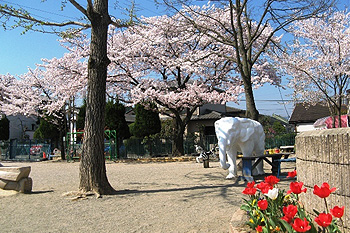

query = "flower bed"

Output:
[[240, 171, 345, 232]]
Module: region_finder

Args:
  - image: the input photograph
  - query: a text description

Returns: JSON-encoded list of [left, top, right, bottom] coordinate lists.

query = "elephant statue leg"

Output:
[[218, 139, 230, 170], [225, 146, 237, 179]]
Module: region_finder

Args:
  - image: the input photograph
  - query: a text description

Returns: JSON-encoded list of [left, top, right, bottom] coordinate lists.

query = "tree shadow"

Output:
[[28, 190, 54, 195], [113, 182, 244, 196]]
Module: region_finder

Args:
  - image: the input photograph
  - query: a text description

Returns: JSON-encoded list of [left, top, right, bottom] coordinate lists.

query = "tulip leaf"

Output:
[[278, 219, 294, 232], [313, 209, 320, 215], [240, 205, 250, 212]]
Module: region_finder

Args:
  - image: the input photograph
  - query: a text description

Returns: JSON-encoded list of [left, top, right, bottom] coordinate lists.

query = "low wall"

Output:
[[296, 128, 350, 229]]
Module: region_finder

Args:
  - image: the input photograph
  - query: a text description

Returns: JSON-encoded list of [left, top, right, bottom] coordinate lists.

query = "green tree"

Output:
[[272, 121, 286, 135], [130, 103, 161, 138], [105, 99, 130, 139], [77, 99, 130, 139], [0, 115, 9, 140], [76, 100, 86, 131], [130, 103, 161, 156], [34, 118, 60, 148]]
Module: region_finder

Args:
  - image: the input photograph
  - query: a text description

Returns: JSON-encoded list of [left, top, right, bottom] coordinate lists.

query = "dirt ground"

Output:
[[0, 159, 294, 233]]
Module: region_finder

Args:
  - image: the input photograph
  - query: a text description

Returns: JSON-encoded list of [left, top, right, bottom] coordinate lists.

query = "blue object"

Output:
[[276, 157, 296, 178]]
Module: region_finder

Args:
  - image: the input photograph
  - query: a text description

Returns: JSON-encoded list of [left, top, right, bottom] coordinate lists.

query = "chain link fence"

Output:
[[123, 134, 296, 158], [0, 139, 51, 161], [0, 133, 295, 161]]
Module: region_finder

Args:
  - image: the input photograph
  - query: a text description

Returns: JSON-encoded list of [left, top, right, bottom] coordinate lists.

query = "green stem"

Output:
[[324, 198, 329, 213]]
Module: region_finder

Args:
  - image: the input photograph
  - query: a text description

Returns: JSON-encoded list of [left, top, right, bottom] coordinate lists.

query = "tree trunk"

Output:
[[242, 74, 259, 121], [79, 0, 115, 195], [58, 109, 67, 160], [59, 129, 66, 160], [172, 118, 184, 156], [172, 132, 184, 156]]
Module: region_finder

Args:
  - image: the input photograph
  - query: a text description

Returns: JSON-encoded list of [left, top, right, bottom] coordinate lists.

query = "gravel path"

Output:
[[0, 160, 249, 233]]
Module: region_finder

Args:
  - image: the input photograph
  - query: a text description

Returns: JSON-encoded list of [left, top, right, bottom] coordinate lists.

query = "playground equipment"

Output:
[[66, 130, 117, 161]]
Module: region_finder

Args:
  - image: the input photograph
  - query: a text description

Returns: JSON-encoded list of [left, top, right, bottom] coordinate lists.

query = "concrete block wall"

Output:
[[296, 128, 350, 229]]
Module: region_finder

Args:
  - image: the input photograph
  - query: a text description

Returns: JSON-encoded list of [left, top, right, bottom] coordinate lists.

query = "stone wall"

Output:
[[296, 128, 350, 229]]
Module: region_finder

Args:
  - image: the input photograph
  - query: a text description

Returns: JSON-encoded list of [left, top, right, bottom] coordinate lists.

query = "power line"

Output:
[[278, 86, 291, 119], [0, 0, 80, 21], [236, 99, 293, 102]]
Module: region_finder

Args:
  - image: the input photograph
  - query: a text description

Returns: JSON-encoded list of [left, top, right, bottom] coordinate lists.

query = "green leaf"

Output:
[[240, 205, 250, 212], [262, 226, 269, 233], [278, 219, 294, 232], [313, 209, 320, 215]]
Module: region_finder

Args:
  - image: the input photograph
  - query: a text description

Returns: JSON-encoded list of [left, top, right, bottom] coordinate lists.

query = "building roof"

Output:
[[190, 111, 223, 120], [289, 103, 331, 124]]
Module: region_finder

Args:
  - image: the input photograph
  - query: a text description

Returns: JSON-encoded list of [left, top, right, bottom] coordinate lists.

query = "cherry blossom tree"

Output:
[[167, 0, 335, 121], [0, 46, 87, 158], [107, 14, 243, 155], [0, 0, 132, 194], [274, 11, 350, 127]]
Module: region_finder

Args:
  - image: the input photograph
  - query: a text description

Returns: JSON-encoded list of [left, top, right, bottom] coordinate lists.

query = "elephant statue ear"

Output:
[[240, 126, 255, 142]]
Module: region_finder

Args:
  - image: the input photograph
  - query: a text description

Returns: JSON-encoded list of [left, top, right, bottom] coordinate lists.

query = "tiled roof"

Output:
[[289, 103, 331, 124], [191, 111, 223, 120]]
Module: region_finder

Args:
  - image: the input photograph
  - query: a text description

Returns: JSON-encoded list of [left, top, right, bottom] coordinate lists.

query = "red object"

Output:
[[242, 181, 257, 195], [281, 215, 292, 224], [325, 115, 348, 128], [330, 206, 345, 218], [287, 182, 307, 194], [283, 205, 298, 219], [264, 175, 280, 186], [43, 152, 46, 159], [257, 200, 268, 210], [255, 225, 263, 232], [256, 181, 273, 194], [287, 170, 297, 178], [315, 213, 332, 227], [292, 218, 311, 232], [313, 182, 336, 198]]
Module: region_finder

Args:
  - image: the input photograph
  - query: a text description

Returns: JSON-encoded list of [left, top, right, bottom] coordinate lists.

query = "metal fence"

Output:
[[265, 133, 296, 149], [0, 139, 51, 161], [0, 133, 295, 161], [123, 134, 296, 158]]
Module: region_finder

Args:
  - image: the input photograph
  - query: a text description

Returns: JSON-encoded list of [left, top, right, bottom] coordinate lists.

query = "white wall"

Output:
[[296, 123, 316, 133], [8, 115, 38, 139]]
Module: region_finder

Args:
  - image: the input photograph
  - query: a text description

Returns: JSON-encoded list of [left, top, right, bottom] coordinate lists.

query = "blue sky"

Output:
[[1, 0, 349, 118]]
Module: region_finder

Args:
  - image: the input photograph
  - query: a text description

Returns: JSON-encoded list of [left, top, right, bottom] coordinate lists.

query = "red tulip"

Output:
[[315, 213, 332, 227], [256, 225, 263, 232], [256, 181, 272, 194], [287, 181, 307, 194], [330, 206, 345, 218], [242, 181, 257, 195], [283, 204, 298, 219], [292, 218, 311, 232], [264, 175, 280, 186], [287, 170, 297, 178], [313, 182, 336, 198], [281, 215, 292, 224], [258, 199, 268, 210]]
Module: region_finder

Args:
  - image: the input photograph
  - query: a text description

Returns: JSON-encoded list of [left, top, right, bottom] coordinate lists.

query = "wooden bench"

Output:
[[239, 153, 291, 181]]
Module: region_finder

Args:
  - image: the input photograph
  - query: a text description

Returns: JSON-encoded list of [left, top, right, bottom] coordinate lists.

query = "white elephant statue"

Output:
[[214, 117, 265, 179]]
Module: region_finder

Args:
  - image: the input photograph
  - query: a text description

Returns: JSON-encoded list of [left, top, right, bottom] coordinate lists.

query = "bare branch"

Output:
[[68, 0, 87, 16], [0, 3, 91, 34]]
